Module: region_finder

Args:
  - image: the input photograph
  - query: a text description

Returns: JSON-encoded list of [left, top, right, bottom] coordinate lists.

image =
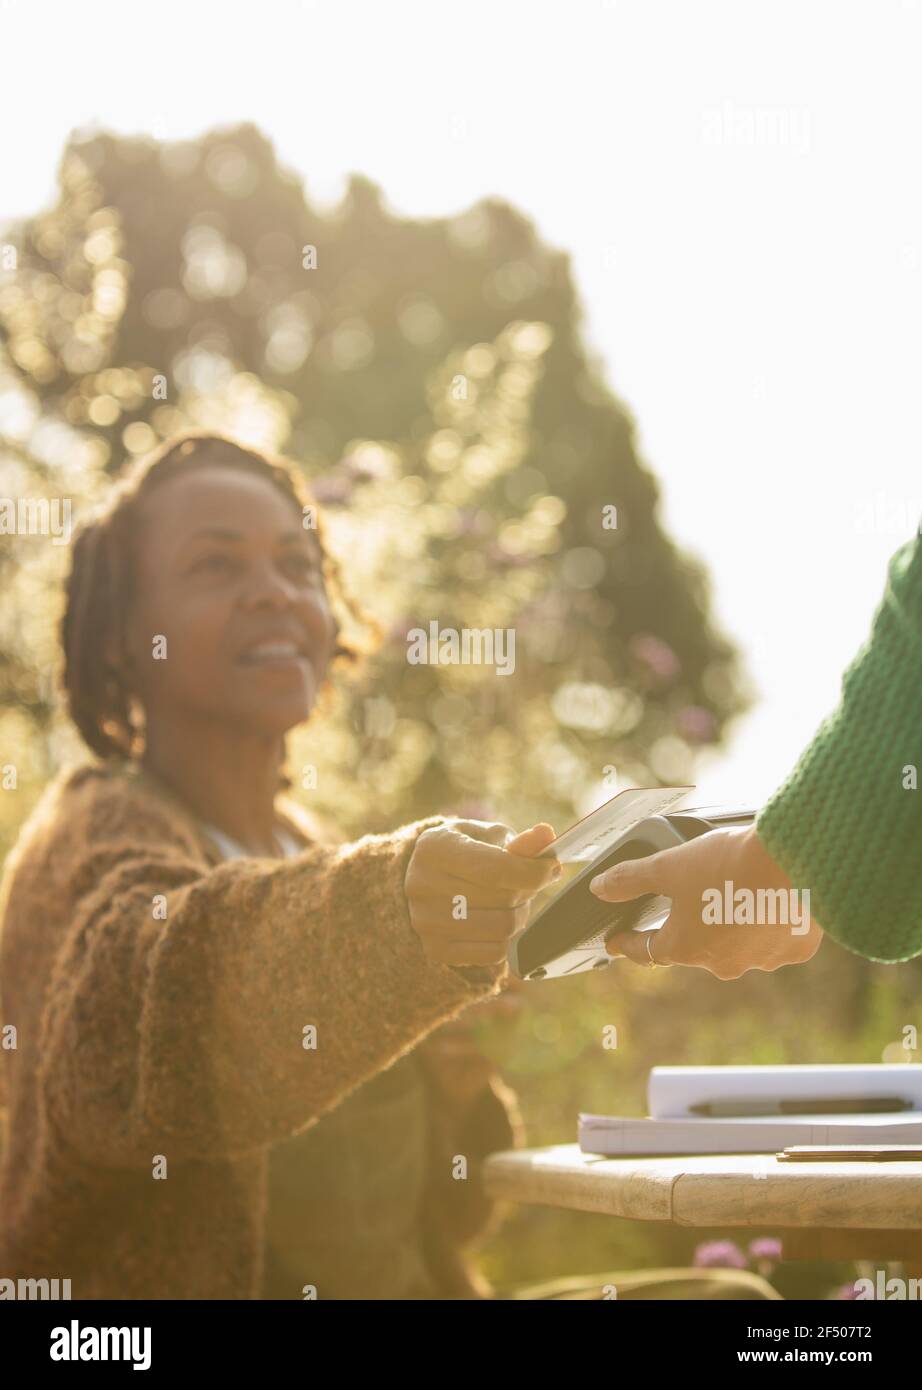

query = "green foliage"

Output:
[[0, 122, 747, 846]]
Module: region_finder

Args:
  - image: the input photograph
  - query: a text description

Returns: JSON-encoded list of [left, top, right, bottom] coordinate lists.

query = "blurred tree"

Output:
[[0, 122, 748, 841]]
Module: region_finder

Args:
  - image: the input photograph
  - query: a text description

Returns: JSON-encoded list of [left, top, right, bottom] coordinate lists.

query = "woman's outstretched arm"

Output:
[[5, 766, 552, 1167]]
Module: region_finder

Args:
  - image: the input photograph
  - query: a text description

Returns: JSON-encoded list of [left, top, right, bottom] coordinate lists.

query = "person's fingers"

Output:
[[406, 869, 551, 909], [433, 826, 561, 893], [505, 823, 557, 857], [605, 926, 672, 965], [448, 820, 513, 846], [605, 928, 646, 962], [446, 820, 557, 855], [589, 847, 676, 901], [409, 904, 530, 942]]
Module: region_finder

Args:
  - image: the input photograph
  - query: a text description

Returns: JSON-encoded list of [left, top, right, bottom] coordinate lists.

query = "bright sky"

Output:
[[3, 0, 920, 808]]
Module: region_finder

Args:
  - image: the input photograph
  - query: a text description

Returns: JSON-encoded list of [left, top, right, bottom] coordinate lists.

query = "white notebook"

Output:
[[647, 1064, 922, 1118], [580, 1064, 922, 1155], [579, 1112, 922, 1156]]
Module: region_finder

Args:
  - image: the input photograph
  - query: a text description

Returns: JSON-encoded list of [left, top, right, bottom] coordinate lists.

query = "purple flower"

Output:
[[456, 507, 487, 538], [693, 1240, 747, 1270], [310, 474, 354, 505], [677, 705, 717, 743], [748, 1237, 782, 1262], [833, 1281, 862, 1300], [630, 634, 680, 681]]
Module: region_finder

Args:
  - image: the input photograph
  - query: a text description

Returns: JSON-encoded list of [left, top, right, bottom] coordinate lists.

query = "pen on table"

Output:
[[689, 1096, 914, 1117]]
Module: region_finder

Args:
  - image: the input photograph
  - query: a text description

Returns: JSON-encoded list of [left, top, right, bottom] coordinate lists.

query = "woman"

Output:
[[0, 430, 563, 1300], [591, 531, 922, 973], [0, 431, 777, 1302]]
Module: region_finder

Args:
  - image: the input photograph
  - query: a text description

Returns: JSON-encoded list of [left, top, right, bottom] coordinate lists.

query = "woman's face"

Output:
[[124, 462, 339, 739]]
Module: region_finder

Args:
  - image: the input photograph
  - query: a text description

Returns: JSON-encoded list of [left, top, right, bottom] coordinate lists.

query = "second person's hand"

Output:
[[590, 826, 823, 979]]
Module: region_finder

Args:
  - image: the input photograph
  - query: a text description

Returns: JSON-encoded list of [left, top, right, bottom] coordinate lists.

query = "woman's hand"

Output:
[[405, 820, 559, 968], [590, 826, 823, 978]]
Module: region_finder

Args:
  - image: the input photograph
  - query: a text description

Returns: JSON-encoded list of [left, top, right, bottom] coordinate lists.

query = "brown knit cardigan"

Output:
[[0, 761, 523, 1299]]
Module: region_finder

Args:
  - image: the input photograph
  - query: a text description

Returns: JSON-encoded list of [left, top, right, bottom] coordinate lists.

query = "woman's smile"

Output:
[[235, 637, 315, 674]]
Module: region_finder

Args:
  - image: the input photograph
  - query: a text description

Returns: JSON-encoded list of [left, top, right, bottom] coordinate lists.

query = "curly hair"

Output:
[[61, 429, 376, 760]]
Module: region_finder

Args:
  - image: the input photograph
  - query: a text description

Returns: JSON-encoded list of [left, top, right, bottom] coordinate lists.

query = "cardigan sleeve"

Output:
[[755, 532, 922, 963], [32, 774, 509, 1168]]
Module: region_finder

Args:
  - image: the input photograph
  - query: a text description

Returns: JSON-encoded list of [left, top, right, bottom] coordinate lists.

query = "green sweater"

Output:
[[756, 531, 922, 964]]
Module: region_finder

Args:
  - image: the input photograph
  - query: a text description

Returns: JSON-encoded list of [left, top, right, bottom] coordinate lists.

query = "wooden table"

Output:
[[483, 1145, 922, 1265]]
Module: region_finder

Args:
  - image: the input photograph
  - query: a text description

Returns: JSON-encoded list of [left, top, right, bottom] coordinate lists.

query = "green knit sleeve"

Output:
[[755, 532, 922, 963]]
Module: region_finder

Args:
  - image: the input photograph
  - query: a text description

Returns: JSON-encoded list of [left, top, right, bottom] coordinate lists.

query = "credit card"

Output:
[[538, 786, 694, 863]]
